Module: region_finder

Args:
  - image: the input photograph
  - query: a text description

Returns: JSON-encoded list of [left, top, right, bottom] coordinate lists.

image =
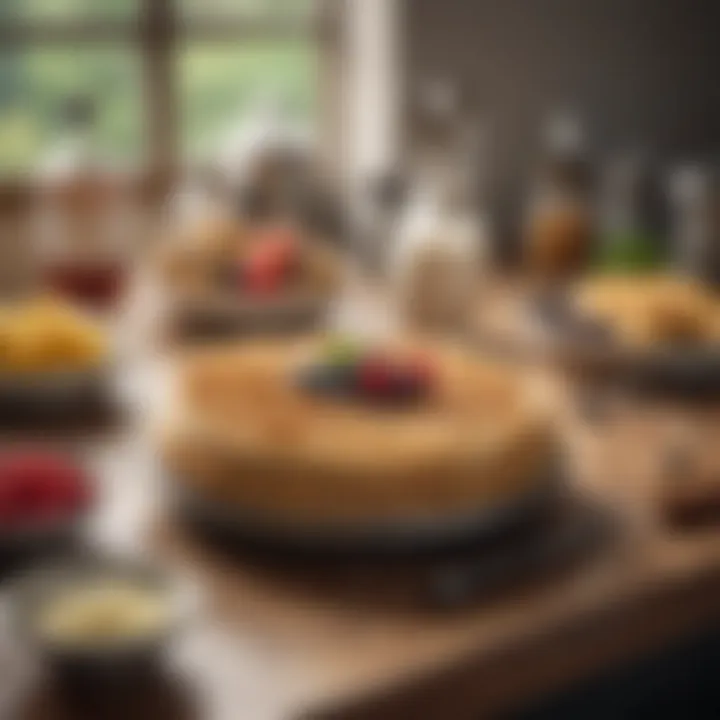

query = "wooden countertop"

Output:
[[8, 286, 720, 720]]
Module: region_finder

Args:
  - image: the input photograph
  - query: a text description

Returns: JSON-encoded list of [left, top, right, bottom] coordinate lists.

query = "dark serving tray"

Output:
[[165, 468, 611, 609], [167, 461, 565, 559]]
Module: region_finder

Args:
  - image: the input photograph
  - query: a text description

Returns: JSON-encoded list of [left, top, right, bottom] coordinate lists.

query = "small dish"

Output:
[[0, 296, 115, 418], [9, 556, 183, 690], [0, 448, 94, 568], [531, 290, 720, 397]]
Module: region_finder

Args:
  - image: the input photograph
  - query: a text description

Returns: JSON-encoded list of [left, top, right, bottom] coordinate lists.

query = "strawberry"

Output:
[[243, 228, 300, 295], [245, 264, 284, 295]]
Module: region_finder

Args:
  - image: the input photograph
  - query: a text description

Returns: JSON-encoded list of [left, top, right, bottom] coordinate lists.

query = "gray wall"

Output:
[[405, 0, 720, 241]]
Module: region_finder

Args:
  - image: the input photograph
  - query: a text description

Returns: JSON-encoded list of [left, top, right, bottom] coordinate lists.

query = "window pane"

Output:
[[180, 41, 318, 161], [0, 47, 144, 175], [180, 0, 318, 20], [0, 0, 138, 22]]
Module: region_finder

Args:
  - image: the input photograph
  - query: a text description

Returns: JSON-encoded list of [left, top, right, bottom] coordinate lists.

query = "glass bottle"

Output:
[[524, 114, 594, 279], [669, 165, 720, 286], [390, 81, 487, 332], [34, 95, 131, 309], [596, 154, 665, 273]]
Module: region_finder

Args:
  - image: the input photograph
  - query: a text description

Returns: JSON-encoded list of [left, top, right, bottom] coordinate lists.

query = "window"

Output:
[[180, 41, 318, 161], [1, 0, 137, 22], [0, 0, 330, 180], [0, 46, 144, 174]]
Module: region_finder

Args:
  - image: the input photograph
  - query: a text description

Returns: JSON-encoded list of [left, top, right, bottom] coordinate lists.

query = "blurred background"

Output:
[[1, 0, 719, 246]]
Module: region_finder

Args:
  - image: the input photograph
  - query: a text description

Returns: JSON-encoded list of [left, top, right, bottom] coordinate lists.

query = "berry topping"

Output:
[[390, 367, 424, 400], [357, 356, 394, 398], [0, 450, 91, 530], [298, 340, 437, 407]]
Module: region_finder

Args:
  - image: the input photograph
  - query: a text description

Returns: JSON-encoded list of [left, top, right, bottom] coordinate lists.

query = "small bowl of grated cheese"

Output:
[[10, 555, 185, 689]]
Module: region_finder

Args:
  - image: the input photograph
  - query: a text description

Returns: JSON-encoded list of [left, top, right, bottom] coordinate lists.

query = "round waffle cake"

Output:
[[159, 339, 558, 527]]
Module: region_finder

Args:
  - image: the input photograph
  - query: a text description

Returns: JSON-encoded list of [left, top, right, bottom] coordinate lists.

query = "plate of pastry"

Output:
[[533, 273, 720, 394], [158, 335, 564, 554], [156, 213, 343, 340]]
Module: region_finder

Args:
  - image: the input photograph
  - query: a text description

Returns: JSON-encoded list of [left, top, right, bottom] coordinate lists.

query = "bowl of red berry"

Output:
[[0, 449, 94, 563]]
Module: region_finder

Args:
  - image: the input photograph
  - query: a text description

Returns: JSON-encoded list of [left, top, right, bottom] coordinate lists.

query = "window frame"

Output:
[[0, 0, 341, 202]]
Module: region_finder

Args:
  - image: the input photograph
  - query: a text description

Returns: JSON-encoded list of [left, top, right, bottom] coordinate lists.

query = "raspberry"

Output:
[[0, 482, 18, 524], [11, 479, 45, 516], [358, 356, 394, 397], [0, 450, 90, 527], [54, 473, 91, 512]]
